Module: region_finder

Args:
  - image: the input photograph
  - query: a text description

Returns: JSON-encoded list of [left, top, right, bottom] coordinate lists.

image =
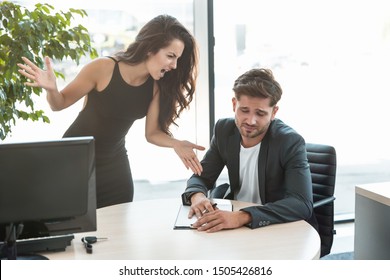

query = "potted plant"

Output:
[[0, 1, 97, 140]]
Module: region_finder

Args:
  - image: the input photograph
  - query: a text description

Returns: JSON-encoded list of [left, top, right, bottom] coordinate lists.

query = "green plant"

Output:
[[0, 1, 98, 140]]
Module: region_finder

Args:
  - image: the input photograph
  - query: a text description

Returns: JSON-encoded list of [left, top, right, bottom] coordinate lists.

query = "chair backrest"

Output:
[[306, 143, 337, 258]]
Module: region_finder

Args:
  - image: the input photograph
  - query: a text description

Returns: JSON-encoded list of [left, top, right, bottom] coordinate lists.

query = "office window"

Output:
[[6, 0, 207, 182], [213, 0, 390, 217]]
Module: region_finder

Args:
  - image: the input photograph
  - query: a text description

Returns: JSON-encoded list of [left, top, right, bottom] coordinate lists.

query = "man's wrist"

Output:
[[239, 210, 253, 227], [190, 192, 206, 205]]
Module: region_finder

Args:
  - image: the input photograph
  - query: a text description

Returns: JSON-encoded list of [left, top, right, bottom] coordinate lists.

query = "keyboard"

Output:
[[6, 234, 74, 255]]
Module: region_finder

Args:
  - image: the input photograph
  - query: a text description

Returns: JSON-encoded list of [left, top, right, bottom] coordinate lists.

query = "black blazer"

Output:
[[182, 118, 316, 229]]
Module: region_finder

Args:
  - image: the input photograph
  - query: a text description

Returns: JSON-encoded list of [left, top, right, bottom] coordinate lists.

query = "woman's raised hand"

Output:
[[17, 56, 57, 91]]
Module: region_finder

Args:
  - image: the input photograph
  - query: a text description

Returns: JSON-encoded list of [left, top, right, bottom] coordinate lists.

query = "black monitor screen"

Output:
[[0, 136, 96, 258]]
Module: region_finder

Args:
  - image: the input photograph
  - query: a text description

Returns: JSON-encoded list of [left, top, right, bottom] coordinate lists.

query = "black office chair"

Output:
[[306, 143, 337, 258]]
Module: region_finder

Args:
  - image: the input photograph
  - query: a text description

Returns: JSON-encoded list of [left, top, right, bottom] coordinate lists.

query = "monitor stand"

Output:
[[1, 223, 48, 260]]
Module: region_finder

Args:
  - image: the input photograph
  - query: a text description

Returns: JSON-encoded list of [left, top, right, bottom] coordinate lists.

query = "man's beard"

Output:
[[238, 121, 270, 139]]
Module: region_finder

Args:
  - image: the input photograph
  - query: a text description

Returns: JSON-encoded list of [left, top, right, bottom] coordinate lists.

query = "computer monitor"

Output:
[[0, 136, 97, 259]]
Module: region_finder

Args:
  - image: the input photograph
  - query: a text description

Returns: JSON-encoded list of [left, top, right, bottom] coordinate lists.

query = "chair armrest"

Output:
[[313, 196, 335, 208]]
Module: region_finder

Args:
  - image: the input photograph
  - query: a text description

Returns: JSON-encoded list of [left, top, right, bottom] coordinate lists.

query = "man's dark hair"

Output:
[[233, 68, 282, 107]]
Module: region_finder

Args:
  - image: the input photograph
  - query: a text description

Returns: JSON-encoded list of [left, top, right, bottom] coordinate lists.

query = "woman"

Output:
[[17, 14, 205, 208]]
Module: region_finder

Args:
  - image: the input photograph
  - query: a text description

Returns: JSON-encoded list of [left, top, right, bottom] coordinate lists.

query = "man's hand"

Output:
[[189, 193, 216, 219], [191, 210, 252, 233]]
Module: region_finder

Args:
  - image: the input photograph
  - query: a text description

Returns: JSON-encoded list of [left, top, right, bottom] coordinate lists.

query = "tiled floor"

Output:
[[133, 179, 355, 256]]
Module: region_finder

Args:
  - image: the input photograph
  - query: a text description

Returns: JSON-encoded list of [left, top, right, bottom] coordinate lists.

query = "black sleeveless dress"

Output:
[[63, 57, 154, 208]]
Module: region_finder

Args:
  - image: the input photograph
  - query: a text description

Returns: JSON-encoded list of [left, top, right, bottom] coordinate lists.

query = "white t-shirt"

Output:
[[236, 142, 262, 204]]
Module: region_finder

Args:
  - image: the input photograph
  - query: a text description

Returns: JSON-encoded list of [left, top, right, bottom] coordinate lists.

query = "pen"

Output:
[[202, 203, 218, 214]]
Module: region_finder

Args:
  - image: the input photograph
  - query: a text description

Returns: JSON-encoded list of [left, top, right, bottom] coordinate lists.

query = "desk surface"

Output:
[[355, 181, 390, 206], [44, 198, 320, 260]]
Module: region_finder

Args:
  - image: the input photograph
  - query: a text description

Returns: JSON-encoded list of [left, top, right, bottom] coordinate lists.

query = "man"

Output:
[[181, 68, 317, 233]]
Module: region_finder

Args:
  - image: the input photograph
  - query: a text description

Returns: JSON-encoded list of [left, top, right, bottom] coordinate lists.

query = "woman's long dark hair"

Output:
[[115, 15, 198, 135]]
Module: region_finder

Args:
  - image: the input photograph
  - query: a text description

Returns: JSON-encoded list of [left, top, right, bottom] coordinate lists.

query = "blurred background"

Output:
[[5, 0, 390, 221]]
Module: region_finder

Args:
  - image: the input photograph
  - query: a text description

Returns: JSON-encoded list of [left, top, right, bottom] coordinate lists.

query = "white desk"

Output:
[[355, 182, 390, 260], [44, 198, 320, 260]]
